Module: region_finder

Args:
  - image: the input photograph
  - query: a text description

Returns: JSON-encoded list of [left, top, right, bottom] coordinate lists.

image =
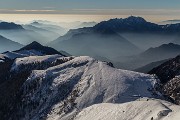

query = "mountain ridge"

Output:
[[115, 43, 180, 70], [0, 22, 24, 30]]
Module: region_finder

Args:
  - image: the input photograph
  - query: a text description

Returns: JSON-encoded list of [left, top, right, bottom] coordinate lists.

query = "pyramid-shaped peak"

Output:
[[29, 41, 42, 46], [21, 41, 43, 50], [17, 41, 65, 56]]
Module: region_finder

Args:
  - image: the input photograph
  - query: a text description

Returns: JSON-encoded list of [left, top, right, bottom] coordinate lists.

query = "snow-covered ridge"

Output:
[[3, 50, 45, 60], [75, 99, 180, 120], [0, 54, 6, 62], [11, 54, 65, 71], [3, 51, 28, 59], [0, 54, 6, 59], [19, 56, 157, 120]]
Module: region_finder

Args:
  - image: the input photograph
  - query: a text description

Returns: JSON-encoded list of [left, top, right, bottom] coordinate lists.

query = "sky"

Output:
[[0, 0, 180, 23]]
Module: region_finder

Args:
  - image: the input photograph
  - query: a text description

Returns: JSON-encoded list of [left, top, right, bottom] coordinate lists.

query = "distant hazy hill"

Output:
[[140, 43, 180, 59], [22, 24, 60, 42], [0, 22, 24, 30], [134, 59, 169, 73], [49, 17, 154, 60], [30, 21, 67, 35], [0, 35, 23, 53], [0, 21, 54, 45], [49, 29, 141, 60], [115, 43, 180, 70]]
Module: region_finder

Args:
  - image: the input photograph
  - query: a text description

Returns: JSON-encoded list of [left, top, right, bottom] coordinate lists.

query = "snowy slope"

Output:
[[18, 56, 157, 120], [3, 50, 53, 60], [75, 99, 180, 120]]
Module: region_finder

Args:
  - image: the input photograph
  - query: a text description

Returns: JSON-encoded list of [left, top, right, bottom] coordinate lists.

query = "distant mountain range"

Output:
[[22, 24, 60, 42], [0, 21, 68, 45], [93, 16, 180, 33], [0, 22, 24, 30], [93, 16, 161, 33], [140, 43, 180, 60], [49, 16, 180, 71], [49, 29, 141, 61], [0, 22, 49, 45], [30, 21, 67, 35]]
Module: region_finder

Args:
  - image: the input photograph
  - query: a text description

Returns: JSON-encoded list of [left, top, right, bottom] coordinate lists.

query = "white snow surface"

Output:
[[75, 99, 180, 120], [11, 54, 62, 71], [0, 54, 6, 62], [20, 56, 157, 120], [0, 54, 6, 59], [3, 50, 45, 60]]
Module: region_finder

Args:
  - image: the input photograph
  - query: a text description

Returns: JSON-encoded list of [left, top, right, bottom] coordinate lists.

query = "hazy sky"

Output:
[[0, 0, 180, 23], [0, 0, 180, 10]]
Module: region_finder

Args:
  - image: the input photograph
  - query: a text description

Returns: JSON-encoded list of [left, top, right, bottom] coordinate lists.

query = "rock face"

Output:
[[149, 55, 180, 84], [148, 55, 180, 105], [163, 76, 180, 104]]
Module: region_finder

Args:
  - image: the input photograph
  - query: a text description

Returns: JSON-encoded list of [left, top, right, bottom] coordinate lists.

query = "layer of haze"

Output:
[[1, 14, 180, 23]]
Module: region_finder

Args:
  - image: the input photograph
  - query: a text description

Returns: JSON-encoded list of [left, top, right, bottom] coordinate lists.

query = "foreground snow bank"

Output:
[[75, 99, 180, 120]]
